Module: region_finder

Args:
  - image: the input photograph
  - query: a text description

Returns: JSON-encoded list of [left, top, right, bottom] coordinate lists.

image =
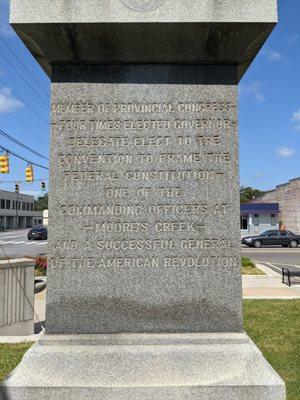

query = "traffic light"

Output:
[[41, 181, 46, 191], [15, 183, 19, 193], [0, 153, 9, 174], [25, 164, 34, 182]]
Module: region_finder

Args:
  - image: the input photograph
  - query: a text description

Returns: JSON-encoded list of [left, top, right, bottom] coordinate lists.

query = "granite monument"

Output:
[[3, 1, 285, 399]]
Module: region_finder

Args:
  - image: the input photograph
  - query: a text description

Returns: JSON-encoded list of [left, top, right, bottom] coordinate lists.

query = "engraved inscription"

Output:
[[51, 95, 238, 270]]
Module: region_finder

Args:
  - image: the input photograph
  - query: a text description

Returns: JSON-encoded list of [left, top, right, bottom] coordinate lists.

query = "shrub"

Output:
[[35, 256, 47, 276], [241, 257, 265, 275], [242, 257, 255, 268]]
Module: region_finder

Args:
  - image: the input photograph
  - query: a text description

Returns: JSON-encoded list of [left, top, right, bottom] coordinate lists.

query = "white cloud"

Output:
[[291, 108, 300, 131], [288, 35, 299, 45], [261, 49, 282, 62], [0, 86, 23, 113], [21, 190, 42, 198], [239, 82, 265, 103], [253, 172, 264, 178], [277, 147, 295, 158], [292, 108, 300, 122]]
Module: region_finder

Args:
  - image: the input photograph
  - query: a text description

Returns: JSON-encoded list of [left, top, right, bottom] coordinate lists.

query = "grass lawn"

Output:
[[0, 343, 32, 381], [0, 301, 299, 400], [244, 300, 300, 400], [242, 257, 265, 275]]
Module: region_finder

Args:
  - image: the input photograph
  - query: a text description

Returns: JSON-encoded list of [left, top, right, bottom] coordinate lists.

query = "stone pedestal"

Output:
[[46, 63, 242, 335], [3, 0, 285, 399], [4, 334, 285, 400]]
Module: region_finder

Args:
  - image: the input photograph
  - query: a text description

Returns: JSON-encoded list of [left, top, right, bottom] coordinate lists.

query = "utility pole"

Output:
[[15, 184, 20, 230]]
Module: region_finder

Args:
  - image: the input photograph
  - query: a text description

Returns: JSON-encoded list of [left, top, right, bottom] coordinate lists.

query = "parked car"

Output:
[[28, 226, 48, 240], [242, 230, 300, 248]]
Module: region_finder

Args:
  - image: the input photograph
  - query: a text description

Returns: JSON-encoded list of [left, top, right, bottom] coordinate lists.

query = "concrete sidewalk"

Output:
[[243, 263, 300, 299], [243, 276, 300, 299], [35, 287, 46, 324]]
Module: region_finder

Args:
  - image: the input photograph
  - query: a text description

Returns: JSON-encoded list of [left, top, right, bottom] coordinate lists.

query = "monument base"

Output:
[[3, 333, 285, 400]]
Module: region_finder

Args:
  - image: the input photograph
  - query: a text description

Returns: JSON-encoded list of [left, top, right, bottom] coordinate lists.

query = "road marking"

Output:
[[0, 234, 27, 239], [268, 262, 300, 269], [0, 240, 27, 245], [266, 262, 282, 272], [26, 241, 47, 245], [256, 263, 283, 276], [262, 262, 300, 278], [250, 260, 300, 269], [0, 240, 48, 246], [242, 250, 300, 253]]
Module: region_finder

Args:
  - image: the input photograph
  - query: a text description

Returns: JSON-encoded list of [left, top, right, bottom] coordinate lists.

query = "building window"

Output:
[[22, 202, 26, 211], [253, 214, 259, 226], [6, 200, 11, 210], [271, 214, 276, 226], [30, 203, 33, 211], [240, 216, 248, 230], [26, 202, 30, 211], [0, 199, 5, 209]]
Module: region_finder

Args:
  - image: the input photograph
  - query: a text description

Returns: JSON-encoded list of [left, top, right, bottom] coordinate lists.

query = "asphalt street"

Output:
[[242, 246, 300, 275], [0, 229, 47, 258], [242, 246, 300, 266]]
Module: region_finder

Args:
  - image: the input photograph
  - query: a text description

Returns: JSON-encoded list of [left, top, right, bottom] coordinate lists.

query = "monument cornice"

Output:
[[10, 0, 277, 80]]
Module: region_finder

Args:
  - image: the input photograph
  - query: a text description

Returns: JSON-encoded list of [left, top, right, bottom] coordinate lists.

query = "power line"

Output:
[[0, 36, 49, 98], [0, 91, 50, 133], [0, 127, 49, 159], [0, 178, 49, 183], [8, 97, 50, 133], [0, 48, 49, 107], [0, 144, 49, 170], [11, 112, 49, 144], [0, 77, 49, 126], [0, 129, 49, 161]]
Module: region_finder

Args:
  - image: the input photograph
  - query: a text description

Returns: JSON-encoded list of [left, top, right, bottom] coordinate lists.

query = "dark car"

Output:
[[28, 226, 48, 240], [242, 230, 300, 248]]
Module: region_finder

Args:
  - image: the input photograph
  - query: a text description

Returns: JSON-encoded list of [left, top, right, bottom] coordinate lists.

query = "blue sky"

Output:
[[0, 0, 299, 197], [239, 0, 300, 190]]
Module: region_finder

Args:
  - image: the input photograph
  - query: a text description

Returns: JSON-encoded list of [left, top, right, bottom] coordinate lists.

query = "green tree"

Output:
[[34, 193, 48, 211], [240, 186, 264, 204]]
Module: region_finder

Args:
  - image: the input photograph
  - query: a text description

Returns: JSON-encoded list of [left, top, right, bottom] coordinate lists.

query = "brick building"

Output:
[[252, 177, 300, 234]]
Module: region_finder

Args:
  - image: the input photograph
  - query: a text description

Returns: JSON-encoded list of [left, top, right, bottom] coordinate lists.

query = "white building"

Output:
[[43, 209, 48, 227], [240, 203, 280, 237], [0, 189, 43, 230]]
